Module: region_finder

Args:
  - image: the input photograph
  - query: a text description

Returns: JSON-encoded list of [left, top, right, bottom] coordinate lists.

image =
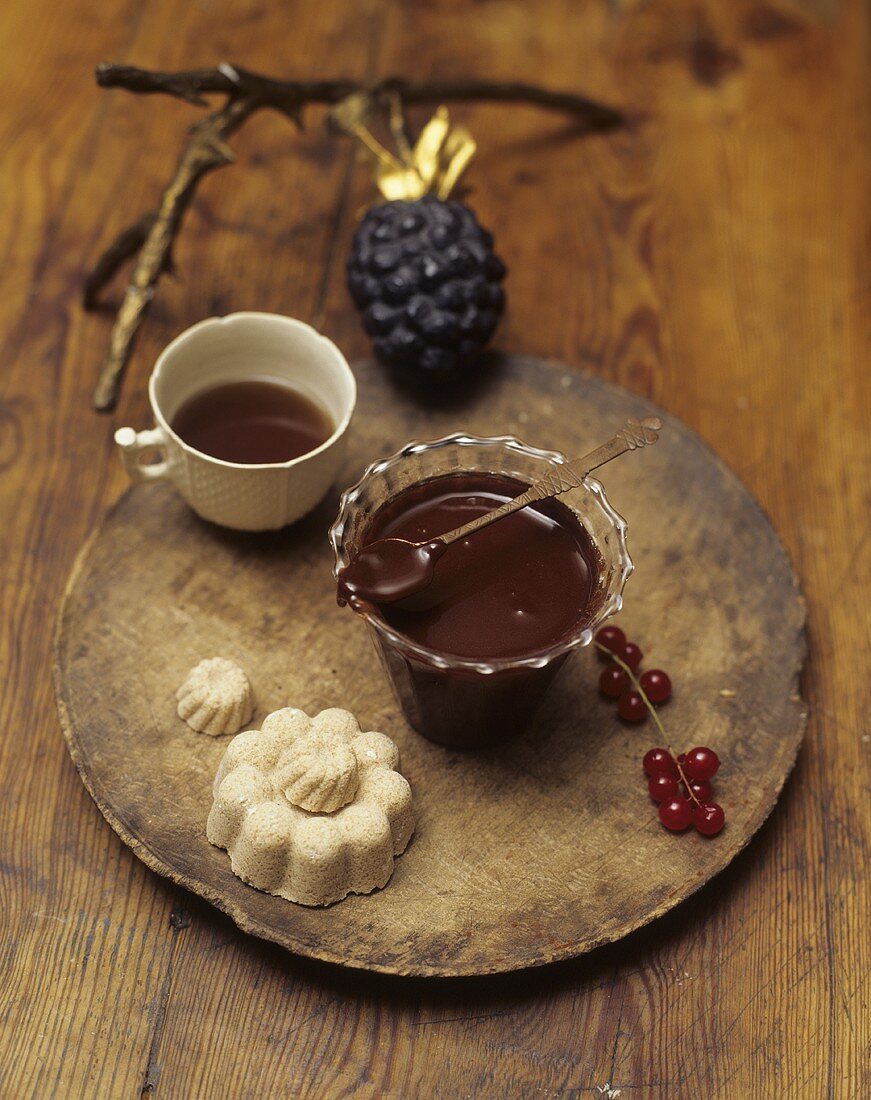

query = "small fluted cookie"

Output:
[[207, 707, 414, 906], [176, 657, 254, 737]]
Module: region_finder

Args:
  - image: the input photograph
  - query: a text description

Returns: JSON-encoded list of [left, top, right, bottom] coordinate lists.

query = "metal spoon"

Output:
[[337, 417, 662, 606]]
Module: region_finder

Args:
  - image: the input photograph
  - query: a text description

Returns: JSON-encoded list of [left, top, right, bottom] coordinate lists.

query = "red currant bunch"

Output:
[[644, 746, 725, 836], [593, 625, 725, 838], [595, 625, 672, 724]]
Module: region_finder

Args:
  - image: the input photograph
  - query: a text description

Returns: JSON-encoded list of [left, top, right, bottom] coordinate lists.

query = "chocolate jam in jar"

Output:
[[331, 435, 632, 749]]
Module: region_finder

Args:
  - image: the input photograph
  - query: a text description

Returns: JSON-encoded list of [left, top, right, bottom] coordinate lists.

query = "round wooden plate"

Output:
[[55, 357, 806, 977]]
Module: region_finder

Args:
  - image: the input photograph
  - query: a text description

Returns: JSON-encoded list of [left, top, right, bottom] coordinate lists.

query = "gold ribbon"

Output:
[[330, 94, 476, 201]]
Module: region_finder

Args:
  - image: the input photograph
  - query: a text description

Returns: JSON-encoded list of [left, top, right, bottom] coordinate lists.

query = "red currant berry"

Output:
[[622, 642, 643, 669], [639, 669, 671, 703], [595, 625, 626, 660], [693, 802, 726, 836], [659, 797, 693, 831], [599, 665, 630, 698], [618, 690, 647, 722], [688, 778, 713, 802], [643, 748, 676, 776], [684, 746, 720, 780], [648, 774, 679, 802]]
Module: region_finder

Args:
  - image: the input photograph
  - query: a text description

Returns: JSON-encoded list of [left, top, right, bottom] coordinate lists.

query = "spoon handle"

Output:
[[440, 417, 662, 546]]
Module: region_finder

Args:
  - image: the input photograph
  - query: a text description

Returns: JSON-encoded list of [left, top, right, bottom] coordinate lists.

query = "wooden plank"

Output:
[[0, 2, 179, 1095], [0, 0, 364, 1095]]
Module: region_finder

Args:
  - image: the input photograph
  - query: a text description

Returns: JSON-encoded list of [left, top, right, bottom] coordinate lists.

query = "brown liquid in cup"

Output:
[[171, 379, 333, 464]]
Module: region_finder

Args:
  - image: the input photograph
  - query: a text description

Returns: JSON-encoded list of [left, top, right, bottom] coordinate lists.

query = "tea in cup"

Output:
[[115, 312, 356, 531]]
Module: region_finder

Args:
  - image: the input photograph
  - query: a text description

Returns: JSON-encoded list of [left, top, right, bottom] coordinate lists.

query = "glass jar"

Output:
[[329, 434, 632, 748]]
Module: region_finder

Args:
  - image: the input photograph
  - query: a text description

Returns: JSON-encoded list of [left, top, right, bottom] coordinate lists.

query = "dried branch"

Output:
[[90, 94, 258, 410], [93, 63, 622, 127], [375, 77, 622, 129], [83, 213, 157, 309], [87, 62, 623, 411]]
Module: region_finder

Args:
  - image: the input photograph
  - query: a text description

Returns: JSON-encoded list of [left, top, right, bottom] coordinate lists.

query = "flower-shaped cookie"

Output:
[[207, 707, 414, 906], [177, 657, 254, 736]]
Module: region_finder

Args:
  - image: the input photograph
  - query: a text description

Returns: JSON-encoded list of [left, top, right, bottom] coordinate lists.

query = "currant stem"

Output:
[[596, 642, 703, 811]]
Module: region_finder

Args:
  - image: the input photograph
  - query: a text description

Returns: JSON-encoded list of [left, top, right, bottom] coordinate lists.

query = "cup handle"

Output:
[[114, 426, 170, 483]]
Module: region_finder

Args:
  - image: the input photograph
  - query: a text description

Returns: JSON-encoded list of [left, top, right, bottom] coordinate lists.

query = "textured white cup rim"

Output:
[[148, 312, 356, 470]]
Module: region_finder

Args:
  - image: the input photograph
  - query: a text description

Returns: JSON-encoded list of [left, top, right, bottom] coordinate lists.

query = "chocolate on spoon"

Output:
[[337, 417, 662, 606]]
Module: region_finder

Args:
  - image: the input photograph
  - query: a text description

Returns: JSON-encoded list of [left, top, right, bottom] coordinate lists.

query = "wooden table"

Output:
[[2, 1, 868, 1095]]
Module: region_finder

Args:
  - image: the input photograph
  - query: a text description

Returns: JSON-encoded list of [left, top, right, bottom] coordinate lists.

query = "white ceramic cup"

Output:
[[114, 312, 356, 531]]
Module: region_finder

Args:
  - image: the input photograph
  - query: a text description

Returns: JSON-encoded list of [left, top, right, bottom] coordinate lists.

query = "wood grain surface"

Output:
[[55, 359, 806, 976], [1, 0, 868, 1094]]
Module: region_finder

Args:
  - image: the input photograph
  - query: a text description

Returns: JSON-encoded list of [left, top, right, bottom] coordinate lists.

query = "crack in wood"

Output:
[[139, 904, 191, 1098], [605, 975, 630, 1086]]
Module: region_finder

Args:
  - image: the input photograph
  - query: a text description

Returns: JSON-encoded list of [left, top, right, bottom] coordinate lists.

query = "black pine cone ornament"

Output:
[[347, 197, 506, 382], [334, 98, 506, 384]]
